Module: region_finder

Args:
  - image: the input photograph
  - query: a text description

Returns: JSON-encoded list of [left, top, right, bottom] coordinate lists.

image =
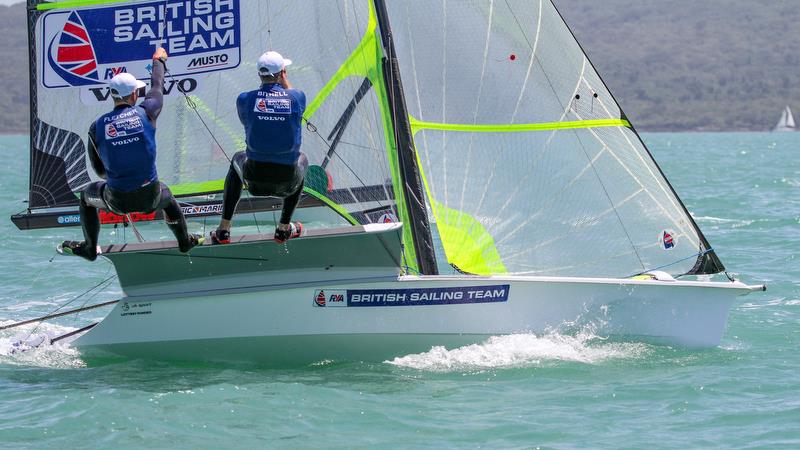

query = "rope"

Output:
[[0, 301, 117, 332], [125, 214, 146, 242]]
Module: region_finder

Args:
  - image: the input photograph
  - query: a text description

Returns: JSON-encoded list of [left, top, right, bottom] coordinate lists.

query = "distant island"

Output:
[[0, 1, 797, 132]]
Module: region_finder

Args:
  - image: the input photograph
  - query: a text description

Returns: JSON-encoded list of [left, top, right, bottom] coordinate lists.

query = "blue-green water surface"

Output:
[[0, 133, 798, 449]]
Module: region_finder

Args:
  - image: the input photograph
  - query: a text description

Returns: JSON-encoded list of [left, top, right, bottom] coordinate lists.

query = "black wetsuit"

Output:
[[77, 59, 194, 260], [222, 83, 308, 225], [222, 151, 308, 224]]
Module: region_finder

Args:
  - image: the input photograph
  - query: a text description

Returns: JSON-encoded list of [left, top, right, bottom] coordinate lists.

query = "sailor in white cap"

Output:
[[60, 47, 203, 260], [211, 51, 308, 244]]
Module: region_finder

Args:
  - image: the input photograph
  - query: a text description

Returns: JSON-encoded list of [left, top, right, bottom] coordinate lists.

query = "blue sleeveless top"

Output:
[[94, 104, 158, 192], [236, 83, 306, 165]]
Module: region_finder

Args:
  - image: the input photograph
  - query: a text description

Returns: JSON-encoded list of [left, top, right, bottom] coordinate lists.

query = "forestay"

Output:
[[27, 0, 403, 237], [385, 0, 724, 278]]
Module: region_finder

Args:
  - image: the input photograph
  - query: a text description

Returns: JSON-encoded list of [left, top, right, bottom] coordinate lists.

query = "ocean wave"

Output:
[[738, 297, 791, 310], [387, 330, 652, 372], [693, 215, 757, 227]]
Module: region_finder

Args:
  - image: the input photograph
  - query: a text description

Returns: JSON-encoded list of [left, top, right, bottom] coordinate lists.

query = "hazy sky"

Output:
[[0, 0, 22, 5]]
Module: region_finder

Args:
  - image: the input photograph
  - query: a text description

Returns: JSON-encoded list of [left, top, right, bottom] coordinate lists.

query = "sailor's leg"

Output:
[[277, 152, 308, 228], [77, 181, 107, 260], [218, 151, 247, 232], [279, 183, 303, 226], [157, 183, 197, 253]]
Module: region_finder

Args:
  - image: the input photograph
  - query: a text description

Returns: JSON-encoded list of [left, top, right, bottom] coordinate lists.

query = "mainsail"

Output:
[[19, 0, 724, 279], [22, 0, 437, 271], [774, 106, 796, 132]]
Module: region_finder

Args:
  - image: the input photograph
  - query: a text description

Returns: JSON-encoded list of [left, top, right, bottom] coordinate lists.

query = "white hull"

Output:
[[71, 223, 762, 364], [74, 274, 758, 364]]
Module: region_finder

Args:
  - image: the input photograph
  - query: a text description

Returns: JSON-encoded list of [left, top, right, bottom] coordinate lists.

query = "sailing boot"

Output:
[[58, 240, 98, 262], [210, 229, 231, 245], [164, 210, 204, 253], [182, 234, 204, 253], [274, 222, 303, 243]]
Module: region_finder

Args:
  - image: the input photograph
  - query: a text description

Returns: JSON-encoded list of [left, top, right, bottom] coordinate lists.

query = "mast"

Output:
[[372, 0, 438, 275], [26, 0, 38, 210]]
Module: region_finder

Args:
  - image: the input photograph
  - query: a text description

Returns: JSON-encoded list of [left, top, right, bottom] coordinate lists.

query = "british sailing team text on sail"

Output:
[[114, 0, 235, 54]]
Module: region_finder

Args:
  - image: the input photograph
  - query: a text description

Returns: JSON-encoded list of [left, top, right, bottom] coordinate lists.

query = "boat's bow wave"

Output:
[[386, 331, 652, 372], [0, 321, 85, 368]]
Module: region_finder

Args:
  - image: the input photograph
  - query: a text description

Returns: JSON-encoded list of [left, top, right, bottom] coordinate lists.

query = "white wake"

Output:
[[0, 321, 85, 368], [387, 331, 652, 371]]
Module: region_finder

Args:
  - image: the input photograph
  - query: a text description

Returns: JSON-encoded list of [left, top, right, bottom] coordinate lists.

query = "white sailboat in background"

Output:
[[773, 106, 796, 132], [10, 0, 764, 364]]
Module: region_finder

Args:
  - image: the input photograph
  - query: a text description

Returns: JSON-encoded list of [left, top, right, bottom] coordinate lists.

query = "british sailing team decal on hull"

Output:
[[312, 285, 510, 307], [41, 0, 241, 89]]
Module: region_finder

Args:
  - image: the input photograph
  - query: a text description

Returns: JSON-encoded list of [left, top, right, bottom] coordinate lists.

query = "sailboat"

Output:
[[773, 106, 796, 132], [12, 0, 764, 364]]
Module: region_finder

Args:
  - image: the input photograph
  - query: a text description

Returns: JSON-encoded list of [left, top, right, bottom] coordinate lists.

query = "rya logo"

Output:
[[313, 290, 346, 307], [103, 66, 127, 79]]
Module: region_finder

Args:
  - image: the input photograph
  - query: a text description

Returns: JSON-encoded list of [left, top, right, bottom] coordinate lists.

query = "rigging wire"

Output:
[[159, 0, 231, 164], [72, 263, 116, 324], [18, 273, 118, 342], [303, 120, 386, 209], [10, 251, 57, 304], [266, 0, 273, 50], [166, 66, 233, 164]]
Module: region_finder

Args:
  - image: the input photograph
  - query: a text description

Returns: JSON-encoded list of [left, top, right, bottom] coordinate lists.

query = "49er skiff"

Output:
[[12, 0, 763, 363]]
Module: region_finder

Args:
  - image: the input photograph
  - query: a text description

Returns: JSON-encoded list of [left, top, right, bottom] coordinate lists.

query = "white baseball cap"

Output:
[[257, 51, 292, 76], [108, 73, 146, 99]]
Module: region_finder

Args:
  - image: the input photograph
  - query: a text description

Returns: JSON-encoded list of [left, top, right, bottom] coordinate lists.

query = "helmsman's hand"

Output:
[[153, 47, 168, 63]]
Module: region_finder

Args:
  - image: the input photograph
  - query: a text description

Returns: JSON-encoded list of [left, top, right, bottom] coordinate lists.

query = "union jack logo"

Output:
[[48, 12, 98, 85], [662, 231, 674, 249], [315, 290, 326, 307], [105, 123, 117, 138], [256, 98, 268, 112]]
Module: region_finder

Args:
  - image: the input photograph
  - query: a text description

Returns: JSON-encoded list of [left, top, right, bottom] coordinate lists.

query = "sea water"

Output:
[[0, 133, 798, 449]]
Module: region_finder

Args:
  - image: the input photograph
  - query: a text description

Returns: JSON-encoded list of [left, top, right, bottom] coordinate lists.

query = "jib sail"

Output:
[[384, 0, 723, 277]]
